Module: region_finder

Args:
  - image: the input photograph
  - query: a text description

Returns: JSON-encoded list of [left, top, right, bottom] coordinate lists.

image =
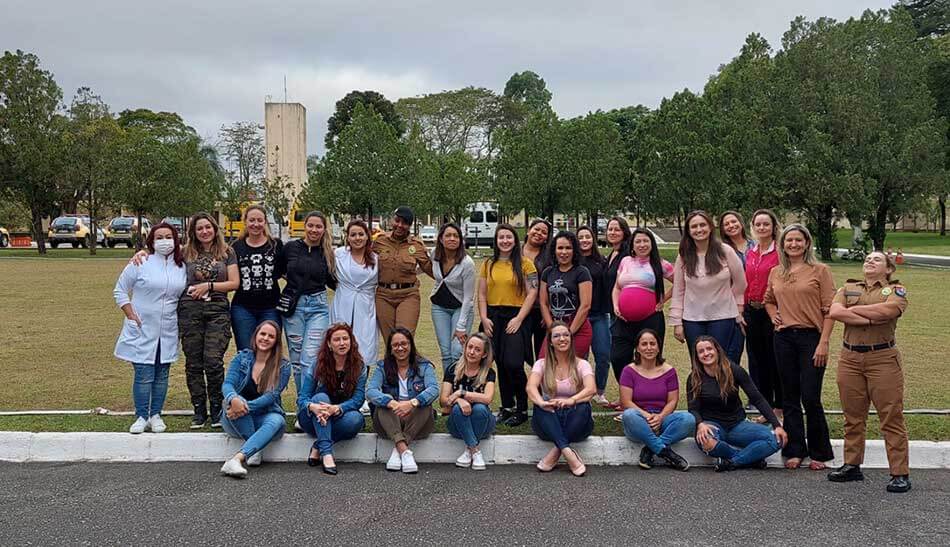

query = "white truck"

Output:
[[462, 202, 498, 248]]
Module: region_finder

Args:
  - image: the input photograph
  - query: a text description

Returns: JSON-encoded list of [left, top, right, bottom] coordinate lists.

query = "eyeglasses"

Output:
[[391, 342, 410, 348]]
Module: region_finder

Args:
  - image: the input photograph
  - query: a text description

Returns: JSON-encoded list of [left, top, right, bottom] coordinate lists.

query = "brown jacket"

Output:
[[832, 278, 907, 345], [373, 232, 433, 286]]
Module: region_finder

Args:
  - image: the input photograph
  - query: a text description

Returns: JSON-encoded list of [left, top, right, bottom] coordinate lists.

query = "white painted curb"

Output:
[[1, 432, 947, 469]]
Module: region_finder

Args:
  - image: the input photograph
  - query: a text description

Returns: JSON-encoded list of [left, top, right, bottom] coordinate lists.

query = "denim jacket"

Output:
[[222, 349, 292, 414], [296, 365, 368, 415], [365, 358, 439, 408]]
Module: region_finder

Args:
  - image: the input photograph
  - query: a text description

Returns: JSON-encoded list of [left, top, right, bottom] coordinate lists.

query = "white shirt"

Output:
[[398, 376, 410, 400], [113, 254, 187, 364]]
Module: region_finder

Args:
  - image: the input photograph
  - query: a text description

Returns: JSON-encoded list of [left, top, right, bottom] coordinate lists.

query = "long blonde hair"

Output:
[[304, 211, 336, 273], [541, 321, 581, 397], [777, 223, 818, 280], [184, 211, 230, 261], [250, 320, 285, 392], [452, 333, 494, 390], [239, 204, 275, 244]]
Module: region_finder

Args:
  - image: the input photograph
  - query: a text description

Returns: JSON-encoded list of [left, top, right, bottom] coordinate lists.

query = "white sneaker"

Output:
[[148, 414, 166, 433], [294, 419, 303, 432], [220, 457, 247, 478], [471, 450, 486, 471], [386, 447, 402, 471], [246, 452, 262, 467], [456, 450, 473, 468], [129, 417, 148, 434], [592, 394, 609, 405], [401, 449, 418, 474], [360, 400, 371, 416]]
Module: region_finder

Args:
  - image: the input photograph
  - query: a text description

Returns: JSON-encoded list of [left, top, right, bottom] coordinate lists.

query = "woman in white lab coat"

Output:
[[113, 223, 188, 434], [331, 219, 379, 366]]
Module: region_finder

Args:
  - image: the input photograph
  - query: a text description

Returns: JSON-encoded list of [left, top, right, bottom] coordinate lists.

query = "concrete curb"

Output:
[[1, 431, 948, 468]]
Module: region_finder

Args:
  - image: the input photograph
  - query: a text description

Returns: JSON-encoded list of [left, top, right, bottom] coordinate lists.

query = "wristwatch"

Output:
[[459, 388, 467, 399], [410, 398, 419, 408]]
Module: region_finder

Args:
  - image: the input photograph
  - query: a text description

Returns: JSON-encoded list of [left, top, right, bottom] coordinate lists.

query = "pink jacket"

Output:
[[669, 243, 747, 326]]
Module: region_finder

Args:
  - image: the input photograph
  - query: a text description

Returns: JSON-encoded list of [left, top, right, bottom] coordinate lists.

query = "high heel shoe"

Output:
[[563, 448, 586, 477], [322, 455, 338, 476], [307, 443, 320, 467]]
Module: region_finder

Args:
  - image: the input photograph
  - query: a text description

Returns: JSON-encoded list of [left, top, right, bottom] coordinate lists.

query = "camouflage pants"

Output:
[[178, 298, 231, 416]]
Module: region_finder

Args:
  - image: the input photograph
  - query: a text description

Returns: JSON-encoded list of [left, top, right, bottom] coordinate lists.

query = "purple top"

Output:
[[619, 366, 679, 413]]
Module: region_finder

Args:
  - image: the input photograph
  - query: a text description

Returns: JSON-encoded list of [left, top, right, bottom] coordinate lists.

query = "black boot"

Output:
[[190, 404, 208, 429], [638, 446, 654, 470], [209, 400, 223, 429], [886, 475, 911, 493], [828, 464, 864, 482], [504, 410, 528, 427], [658, 447, 690, 471]]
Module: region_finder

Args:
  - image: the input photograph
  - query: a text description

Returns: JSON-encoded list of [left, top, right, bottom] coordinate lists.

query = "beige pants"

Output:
[[837, 347, 909, 475], [375, 287, 421, 338], [372, 406, 435, 445]]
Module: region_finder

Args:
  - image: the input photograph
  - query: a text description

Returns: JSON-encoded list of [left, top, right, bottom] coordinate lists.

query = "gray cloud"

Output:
[[3, 0, 894, 154]]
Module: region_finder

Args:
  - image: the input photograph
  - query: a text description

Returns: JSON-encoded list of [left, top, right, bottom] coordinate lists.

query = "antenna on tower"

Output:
[[283, 75, 288, 103]]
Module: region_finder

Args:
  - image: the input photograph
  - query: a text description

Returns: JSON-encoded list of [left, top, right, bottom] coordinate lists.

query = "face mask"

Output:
[[154, 239, 175, 256]]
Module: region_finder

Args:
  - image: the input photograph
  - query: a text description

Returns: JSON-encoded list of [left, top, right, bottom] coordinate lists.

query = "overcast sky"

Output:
[[4, 0, 894, 155]]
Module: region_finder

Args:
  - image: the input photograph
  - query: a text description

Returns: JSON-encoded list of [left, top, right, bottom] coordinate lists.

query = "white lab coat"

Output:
[[113, 253, 187, 364], [331, 246, 379, 365]]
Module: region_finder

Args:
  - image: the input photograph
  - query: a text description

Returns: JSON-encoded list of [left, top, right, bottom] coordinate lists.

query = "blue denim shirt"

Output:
[[296, 365, 368, 415], [222, 349, 292, 414], [365, 358, 439, 408]]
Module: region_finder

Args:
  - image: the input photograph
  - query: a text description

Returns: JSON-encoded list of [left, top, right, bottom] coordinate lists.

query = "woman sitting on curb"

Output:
[[440, 332, 496, 471], [366, 327, 439, 474], [528, 321, 596, 477], [687, 336, 787, 472], [620, 329, 694, 471], [297, 323, 367, 475], [219, 320, 292, 478]]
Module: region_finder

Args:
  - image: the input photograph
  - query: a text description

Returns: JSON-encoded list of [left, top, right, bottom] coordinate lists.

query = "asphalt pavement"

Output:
[[1, 462, 947, 546]]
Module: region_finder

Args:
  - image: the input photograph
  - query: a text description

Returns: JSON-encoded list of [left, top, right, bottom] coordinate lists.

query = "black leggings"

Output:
[[610, 311, 666, 381], [483, 306, 533, 412]]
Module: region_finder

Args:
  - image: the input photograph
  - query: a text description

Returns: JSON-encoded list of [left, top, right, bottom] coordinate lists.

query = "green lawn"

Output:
[[0, 255, 947, 438], [835, 229, 950, 256]]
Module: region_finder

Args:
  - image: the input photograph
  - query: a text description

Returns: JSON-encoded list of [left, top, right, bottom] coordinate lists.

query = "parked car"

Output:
[[47, 216, 105, 248], [105, 217, 150, 248], [419, 225, 437, 246], [0, 227, 9, 248], [161, 217, 186, 241]]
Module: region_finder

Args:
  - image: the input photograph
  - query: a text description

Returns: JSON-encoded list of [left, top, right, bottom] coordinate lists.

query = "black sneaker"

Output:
[[658, 447, 690, 471], [497, 408, 514, 422], [886, 475, 911, 493], [750, 459, 769, 470], [209, 404, 222, 428], [504, 410, 528, 427], [828, 464, 864, 483], [190, 414, 207, 429], [638, 446, 654, 469], [714, 458, 735, 472]]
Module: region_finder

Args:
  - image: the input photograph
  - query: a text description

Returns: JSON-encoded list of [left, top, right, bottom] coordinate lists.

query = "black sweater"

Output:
[[686, 362, 781, 429], [283, 239, 336, 295]]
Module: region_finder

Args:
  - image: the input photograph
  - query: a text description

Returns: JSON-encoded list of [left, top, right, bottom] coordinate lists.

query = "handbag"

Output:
[[276, 285, 299, 316]]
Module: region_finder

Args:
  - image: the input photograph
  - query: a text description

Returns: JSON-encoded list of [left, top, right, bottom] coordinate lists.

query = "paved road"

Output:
[[1, 462, 947, 546]]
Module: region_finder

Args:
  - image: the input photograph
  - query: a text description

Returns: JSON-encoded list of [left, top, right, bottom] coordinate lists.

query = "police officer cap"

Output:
[[393, 206, 414, 224]]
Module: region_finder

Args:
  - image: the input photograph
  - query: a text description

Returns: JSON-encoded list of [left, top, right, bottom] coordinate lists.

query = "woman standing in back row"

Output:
[[230, 205, 284, 350], [331, 219, 379, 366], [743, 209, 782, 420], [670, 210, 747, 364], [430, 223, 476, 370], [522, 219, 552, 358]]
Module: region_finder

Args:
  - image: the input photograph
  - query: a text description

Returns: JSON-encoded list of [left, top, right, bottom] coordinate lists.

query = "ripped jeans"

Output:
[[284, 291, 330, 391]]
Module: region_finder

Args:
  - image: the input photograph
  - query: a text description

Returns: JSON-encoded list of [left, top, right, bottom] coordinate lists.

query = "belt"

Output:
[[843, 340, 895, 353], [747, 301, 765, 310], [379, 282, 416, 290]]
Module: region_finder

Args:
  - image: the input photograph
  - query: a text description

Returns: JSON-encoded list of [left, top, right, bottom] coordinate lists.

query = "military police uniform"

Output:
[[832, 277, 909, 477], [373, 232, 433, 336]]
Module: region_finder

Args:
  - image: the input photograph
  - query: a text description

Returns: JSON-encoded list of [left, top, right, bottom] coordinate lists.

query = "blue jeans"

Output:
[[284, 292, 330, 389], [588, 313, 611, 392], [683, 318, 743, 365], [621, 410, 696, 454], [698, 419, 781, 467], [446, 403, 496, 448], [531, 402, 594, 449], [431, 303, 473, 369], [132, 363, 170, 419], [230, 304, 281, 351], [221, 411, 286, 458], [297, 393, 365, 455]]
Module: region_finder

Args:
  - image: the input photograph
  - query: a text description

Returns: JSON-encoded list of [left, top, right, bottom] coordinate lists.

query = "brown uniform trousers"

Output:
[[372, 406, 435, 445], [373, 233, 432, 338], [832, 278, 909, 475]]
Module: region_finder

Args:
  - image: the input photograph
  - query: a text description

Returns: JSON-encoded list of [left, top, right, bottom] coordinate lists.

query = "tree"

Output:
[[0, 49, 65, 254], [605, 105, 651, 224], [218, 121, 264, 193], [302, 104, 412, 228], [503, 71, 553, 113], [900, 0, 950, 37], [559, 111, 626, 229], [494, 110, 566, 220], [325, 90, 404, 150]]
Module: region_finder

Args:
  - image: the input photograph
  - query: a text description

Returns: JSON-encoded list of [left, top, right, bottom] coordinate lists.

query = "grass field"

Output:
[[834, 229, 950, 256], [1, 254, 948, 438]]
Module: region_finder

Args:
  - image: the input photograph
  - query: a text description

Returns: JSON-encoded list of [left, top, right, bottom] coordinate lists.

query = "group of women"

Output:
[[112, 205, 911, 491]]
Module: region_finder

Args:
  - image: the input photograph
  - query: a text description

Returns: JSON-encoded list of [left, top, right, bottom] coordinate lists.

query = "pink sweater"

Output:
[[669, 243, 747, 326]]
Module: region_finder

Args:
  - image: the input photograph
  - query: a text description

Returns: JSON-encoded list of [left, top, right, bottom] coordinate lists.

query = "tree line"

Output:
[[3, 3, 949, 258]]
